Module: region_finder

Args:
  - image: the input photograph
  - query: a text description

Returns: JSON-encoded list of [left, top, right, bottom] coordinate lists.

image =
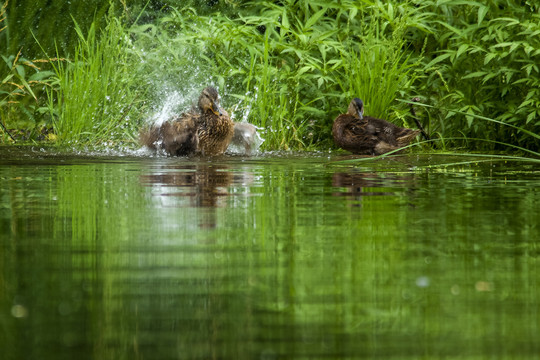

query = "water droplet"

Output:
[[11, 304, 28, 318], [475, 281, 493, 292], [415, 276, 430, 288]]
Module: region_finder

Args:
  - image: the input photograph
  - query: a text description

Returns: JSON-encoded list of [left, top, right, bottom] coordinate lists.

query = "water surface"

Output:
[[1, 146, 539, 359]]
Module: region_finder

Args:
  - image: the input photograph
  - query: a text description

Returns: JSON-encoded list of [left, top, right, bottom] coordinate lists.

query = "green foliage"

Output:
[[419, 0, 540, 151], [46, 14, 142, 145], [1, 0, 539, 153], [0, 1, 57, 142], [0, 0, 110, 58]]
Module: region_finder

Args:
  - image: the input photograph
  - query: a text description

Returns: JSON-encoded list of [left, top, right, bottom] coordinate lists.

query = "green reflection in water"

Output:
[[0, 149, 539, 359]]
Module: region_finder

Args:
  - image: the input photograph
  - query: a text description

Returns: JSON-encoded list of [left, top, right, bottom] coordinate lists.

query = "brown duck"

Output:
[[140, 87, 234, 156], [332, 98, 420, 155]]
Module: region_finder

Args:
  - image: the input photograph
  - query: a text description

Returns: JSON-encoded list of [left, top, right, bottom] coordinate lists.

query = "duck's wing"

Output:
[[139, 125, 160, 150], [364, 116, 399, 136], [161, 116, 199, 156], [231, 122, 260, 154]]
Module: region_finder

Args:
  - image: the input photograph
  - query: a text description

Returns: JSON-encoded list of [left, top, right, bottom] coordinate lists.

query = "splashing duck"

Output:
[[332, 98, 420, 155], [140, 87, 234, 156]]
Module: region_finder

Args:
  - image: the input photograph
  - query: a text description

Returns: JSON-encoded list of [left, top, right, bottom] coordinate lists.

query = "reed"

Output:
[[46, 12, 142, 145]]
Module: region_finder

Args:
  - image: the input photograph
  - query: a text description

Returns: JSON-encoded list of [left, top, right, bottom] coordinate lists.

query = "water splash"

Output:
[[147, 90, 184, 127], [141, 80, 265, 155], [227, 122, 265, 155], [226, 89, 265, 155]]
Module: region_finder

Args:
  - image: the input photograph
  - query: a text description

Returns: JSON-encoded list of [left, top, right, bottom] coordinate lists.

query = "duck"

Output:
[[140, 86, 234, 156], [332, 98, 420, 155]]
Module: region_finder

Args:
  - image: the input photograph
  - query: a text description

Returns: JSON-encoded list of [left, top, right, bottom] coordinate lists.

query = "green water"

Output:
[[1, 147, 539, 359]]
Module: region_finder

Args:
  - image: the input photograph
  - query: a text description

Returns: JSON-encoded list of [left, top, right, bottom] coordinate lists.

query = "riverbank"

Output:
[[1, 1, 539, 152]]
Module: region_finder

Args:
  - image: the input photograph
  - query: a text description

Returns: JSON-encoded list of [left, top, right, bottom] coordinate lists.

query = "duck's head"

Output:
[[347, 98, 364, 120], [198, 86, 223, 116]]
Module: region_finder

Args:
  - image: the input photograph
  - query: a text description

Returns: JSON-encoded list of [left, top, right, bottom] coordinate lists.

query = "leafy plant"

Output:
[[419, 0, 540, 151], [0, 0, 57, 143]]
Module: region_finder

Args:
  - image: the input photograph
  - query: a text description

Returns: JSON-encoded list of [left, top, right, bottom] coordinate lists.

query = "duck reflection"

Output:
[[141, 164, 230, 207], [332, 172, 395, 198], [140, 163, 254, 228], [331, 170, 418, 207], [332, 168, 420, 211]]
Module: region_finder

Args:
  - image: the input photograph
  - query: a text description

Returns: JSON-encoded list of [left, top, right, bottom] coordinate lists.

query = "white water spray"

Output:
[[147, 90, 184, 127]]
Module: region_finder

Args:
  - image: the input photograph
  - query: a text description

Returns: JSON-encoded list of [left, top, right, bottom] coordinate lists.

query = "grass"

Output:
[[44, 13, 142, 146]]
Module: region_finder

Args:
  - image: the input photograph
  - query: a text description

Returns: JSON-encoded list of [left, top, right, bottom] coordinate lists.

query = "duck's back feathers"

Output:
[[362, 115, 420, 148], [139, 124, 160, 151], [332, 114, 380, 155]]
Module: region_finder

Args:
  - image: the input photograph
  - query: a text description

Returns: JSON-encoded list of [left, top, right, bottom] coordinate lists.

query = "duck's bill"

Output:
[[212, 102, 223, 116]]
